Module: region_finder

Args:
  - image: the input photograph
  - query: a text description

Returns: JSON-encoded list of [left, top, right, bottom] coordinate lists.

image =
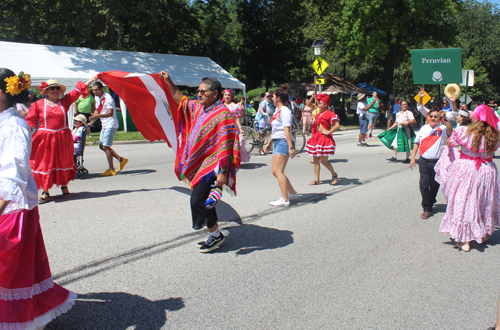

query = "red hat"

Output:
[[316, 93, 330, 106]]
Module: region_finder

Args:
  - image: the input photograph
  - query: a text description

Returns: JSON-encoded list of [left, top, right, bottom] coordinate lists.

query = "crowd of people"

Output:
[[1, 65, 500, 328]]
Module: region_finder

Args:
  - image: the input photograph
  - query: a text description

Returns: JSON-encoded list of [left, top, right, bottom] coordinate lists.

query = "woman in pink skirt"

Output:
[[0, 68, 76, 329], [305, 93, 340, 185], [438, 105, 500, 252]]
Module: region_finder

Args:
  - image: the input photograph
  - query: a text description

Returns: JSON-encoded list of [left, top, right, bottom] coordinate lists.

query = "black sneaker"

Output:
[[403, 158, 410, 164], [199, 232, 225, 253], [387, 157, 397, 162]]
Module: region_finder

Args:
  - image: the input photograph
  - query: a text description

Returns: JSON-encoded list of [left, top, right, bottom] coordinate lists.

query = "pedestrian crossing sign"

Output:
[[414, 90, 431, 105], [312, 57, 328, 76]]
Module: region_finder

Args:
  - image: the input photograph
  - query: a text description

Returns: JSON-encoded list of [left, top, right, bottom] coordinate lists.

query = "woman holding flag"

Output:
[[26, 77, 97, 203]]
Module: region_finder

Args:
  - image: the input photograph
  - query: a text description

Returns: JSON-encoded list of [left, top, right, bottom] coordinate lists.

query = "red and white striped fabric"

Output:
[[97, 71, 179, 150], [415, 124, 448, 159]]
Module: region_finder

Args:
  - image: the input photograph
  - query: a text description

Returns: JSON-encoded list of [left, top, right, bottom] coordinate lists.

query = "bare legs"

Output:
[[311, 156, 337, 184], [271, 154, 296, 202], [100, 144, 123, 171]]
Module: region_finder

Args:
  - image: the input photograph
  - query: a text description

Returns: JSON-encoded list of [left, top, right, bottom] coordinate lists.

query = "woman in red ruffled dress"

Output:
[[0, 68, 76, 330], [26, 77, 96, 203], [306, 93, 340, 185]]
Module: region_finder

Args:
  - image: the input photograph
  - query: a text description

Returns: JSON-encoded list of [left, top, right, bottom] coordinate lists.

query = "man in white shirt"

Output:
[[410, 104, 453, 219], [90, 82, 128, 176], [356, 93, 376, 146]]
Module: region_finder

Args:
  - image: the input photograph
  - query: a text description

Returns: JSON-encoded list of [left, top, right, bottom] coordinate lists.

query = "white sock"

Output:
[[209, 228, 221, 238]]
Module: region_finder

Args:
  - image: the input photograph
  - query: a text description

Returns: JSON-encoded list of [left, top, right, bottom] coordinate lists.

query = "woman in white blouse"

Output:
[[386, 100, 416, 163]]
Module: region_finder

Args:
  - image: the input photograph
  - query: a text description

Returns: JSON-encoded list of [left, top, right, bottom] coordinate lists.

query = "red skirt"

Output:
[[0, 208, 76, 329], [306, 132, 336, 156], [30, 129, 76, 191]]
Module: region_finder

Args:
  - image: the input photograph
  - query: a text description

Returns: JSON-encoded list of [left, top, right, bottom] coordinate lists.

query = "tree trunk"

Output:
[[383, 44, 397, 96]]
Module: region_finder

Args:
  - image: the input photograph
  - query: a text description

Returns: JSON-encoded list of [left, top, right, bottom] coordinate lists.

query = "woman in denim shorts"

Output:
[[264, 86, 298, 207]]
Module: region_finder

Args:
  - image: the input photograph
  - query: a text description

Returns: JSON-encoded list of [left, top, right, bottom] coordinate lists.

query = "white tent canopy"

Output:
[[0, 41, 245, 91]]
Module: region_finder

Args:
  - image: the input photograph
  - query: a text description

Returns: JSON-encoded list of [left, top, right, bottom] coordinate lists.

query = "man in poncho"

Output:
[[161, 71, 241, 253]]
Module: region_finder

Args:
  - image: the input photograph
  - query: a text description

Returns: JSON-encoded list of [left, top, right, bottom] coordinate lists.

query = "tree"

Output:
[[310, 0, 457, 95], [238, 0, 310, 90]]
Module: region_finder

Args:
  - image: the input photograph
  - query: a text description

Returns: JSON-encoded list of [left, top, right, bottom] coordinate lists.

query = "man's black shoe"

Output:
[[403, 158, 410, 164], [387, 157, 397, 162], [199, 232, 225, 253]]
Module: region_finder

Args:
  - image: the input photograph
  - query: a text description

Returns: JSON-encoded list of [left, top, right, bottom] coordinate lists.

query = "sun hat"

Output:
[[72, 114, 87, 124], [487, 100, 497, 108], [41, 79, 66, 95], [357, 93, 366, 100]]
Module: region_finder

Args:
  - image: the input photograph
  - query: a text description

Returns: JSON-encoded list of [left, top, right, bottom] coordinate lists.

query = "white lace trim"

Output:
[[0, 277, 54, 301], [0, 291, 76, 330], [32, 167, 74, 175], [36, 127, 68, 132]]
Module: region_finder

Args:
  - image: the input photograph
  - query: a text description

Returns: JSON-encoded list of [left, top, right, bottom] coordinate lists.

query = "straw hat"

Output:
[[72, 114, 87, 124], [487, 100, 497, 109], [41, 79, 67, 95], [357, 93, 366, 100]]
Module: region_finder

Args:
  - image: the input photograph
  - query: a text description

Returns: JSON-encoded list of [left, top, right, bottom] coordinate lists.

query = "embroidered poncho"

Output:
[[175, 97, 241, 193]]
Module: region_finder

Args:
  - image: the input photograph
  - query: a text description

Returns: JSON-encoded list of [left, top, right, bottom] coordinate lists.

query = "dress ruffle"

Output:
[[0, 208, 76, 329]]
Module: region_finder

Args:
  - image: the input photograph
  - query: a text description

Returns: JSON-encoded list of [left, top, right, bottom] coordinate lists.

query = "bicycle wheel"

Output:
[[242, 126, 257, 154], [292, 129, 306, 153]]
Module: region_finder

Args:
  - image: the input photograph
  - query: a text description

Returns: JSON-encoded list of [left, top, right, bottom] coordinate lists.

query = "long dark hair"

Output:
[[274, 84, 289, 104], [0, 68, 30, 108]]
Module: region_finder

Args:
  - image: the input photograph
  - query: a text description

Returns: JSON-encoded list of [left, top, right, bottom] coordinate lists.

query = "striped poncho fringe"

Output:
[[175, 97, 241, 194]]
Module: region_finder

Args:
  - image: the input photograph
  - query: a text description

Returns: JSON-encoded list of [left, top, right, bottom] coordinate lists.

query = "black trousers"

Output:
[[190, 176, 218, 230], [418, 158, 440, 212]]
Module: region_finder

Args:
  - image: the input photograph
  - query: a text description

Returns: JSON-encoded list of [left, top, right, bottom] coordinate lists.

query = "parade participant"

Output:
[[256, 92, 275, 155], [223, 89, 250, 162], [26, 77, 96, 203], [90, 82, 129, 176], [0, 68, 76, 330], [366, 91, 379, 138], [437, 105, 500, 252], [264, 85, 298, 206], [160, 71, 240, 253], [306, 93, 340, 185], [410, 107, 453, 219], [380, 100, 416, 163], [356, 93, 376, 146]]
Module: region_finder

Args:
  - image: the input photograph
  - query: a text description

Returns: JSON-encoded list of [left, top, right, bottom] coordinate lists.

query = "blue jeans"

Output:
[[367, 112, 378, 124], [272, 138, 294, 156], [359, 116, 369, 134]]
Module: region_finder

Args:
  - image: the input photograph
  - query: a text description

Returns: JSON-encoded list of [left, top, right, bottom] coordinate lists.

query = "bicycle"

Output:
[[242, 120, 306, 155]]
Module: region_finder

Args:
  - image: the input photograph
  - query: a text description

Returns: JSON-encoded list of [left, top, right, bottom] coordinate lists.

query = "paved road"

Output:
[[42, 128, 500, 330]]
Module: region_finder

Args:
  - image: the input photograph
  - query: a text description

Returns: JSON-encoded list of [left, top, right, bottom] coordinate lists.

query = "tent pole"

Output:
[[120, 98, 128, 132]]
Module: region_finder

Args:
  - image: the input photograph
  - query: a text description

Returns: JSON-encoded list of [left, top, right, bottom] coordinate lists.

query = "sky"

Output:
[[487, 0, 500, 6]]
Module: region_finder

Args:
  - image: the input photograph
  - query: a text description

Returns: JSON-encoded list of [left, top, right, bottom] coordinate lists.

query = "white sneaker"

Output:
[[288, 192, 299, 200], [270, 197, 290, 207]]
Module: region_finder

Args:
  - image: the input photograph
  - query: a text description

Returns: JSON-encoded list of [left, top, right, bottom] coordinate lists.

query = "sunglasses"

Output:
[[197, 89, 212, 95], [49, 86, 61, 91], [429, 115, 440, 119]]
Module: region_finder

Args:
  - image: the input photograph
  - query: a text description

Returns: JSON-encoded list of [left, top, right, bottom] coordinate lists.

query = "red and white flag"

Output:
[[97, 71, 179, 150]]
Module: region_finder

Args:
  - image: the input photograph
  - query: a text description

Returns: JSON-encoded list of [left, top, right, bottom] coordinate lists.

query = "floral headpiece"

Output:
[[4, 72, 31, 96]]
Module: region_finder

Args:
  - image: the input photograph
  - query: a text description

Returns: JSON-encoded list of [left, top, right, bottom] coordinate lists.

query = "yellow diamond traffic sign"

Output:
[[315, 78, 325, 85], [312, 57, 328, 76], [414, 90, 431, 105]]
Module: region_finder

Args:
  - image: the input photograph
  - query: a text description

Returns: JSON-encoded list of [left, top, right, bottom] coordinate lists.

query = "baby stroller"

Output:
[[74, 126, 89, 179]]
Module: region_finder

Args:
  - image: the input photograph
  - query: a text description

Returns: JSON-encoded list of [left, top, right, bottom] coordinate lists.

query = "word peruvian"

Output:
[[422, 58, 451, 64]]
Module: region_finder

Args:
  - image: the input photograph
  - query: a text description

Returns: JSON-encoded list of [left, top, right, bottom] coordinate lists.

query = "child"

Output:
[[72, 114, 88, 159], [0, 68, 76, 329]]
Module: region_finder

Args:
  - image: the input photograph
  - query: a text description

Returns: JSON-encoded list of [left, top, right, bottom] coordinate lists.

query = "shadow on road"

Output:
[[84, 169, 157, 179], [51, 188, 168, 202], [240, 162, 267, 169], [46, 292, 184, 330], [215, 223, 293, 255], [328, 158, 348, 163]]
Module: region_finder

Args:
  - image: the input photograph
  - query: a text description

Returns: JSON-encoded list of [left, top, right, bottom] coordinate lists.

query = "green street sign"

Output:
[[410, 48, 462, 85]]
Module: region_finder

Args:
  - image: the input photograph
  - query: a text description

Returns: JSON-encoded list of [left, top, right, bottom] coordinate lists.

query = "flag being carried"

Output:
[[97, 71, 179, 150]]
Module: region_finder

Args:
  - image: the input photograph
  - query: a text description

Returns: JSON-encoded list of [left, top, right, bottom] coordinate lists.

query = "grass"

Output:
[[86, 131, 147, 144]]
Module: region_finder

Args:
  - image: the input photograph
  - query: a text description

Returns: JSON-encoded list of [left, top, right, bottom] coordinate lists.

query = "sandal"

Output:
[[331, 173, 338, 185], [61, 186, 71, 199], [38, 192, 50, 204], [308, 180, 320, 185]]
